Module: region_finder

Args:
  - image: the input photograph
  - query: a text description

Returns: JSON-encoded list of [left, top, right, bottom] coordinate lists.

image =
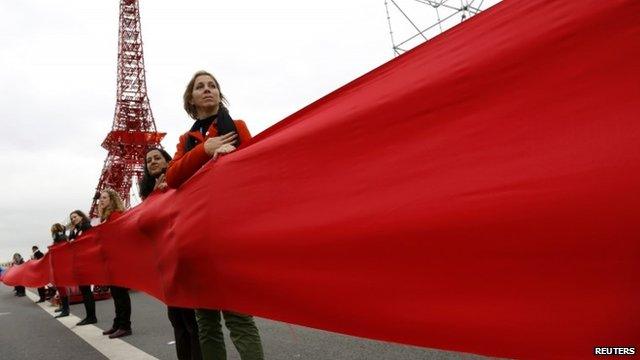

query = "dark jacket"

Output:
[[69, 221, 92, 240]]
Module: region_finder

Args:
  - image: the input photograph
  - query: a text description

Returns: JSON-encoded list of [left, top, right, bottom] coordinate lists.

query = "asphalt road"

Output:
[[0, 285, 494, 360]]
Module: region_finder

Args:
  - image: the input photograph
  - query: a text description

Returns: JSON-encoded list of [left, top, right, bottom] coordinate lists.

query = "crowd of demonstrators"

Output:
[[9, 201, 130, 336], [6, 70, 266, 359]]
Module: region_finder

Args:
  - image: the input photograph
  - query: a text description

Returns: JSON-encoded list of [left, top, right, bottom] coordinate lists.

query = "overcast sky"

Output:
[[0, 0, 499, 262]]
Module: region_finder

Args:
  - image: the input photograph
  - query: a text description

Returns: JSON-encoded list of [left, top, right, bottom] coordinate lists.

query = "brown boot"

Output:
[[108, 329, 132, 339], [102, 328, 117, 335]]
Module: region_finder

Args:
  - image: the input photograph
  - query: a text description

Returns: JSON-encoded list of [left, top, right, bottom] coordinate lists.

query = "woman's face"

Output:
[[190, 75, 220, 112], [70, 212, 81, 226], [98, 191, 111, 210], [146, 150, 168, 177]]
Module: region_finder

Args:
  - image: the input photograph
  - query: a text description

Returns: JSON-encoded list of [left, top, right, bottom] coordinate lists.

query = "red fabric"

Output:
[[3, 0, 639, 358], [104, 210, 123, 223], [166, 119, 251, 188]]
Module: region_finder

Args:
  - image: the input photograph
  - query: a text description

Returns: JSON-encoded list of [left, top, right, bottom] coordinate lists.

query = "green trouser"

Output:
[[195, 309, 264, 360]]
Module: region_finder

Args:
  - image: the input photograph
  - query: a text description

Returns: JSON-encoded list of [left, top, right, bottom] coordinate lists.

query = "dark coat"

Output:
[[33, 250, 44, 260]]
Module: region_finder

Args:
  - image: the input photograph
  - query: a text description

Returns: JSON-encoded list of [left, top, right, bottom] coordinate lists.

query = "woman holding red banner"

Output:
[[165, 70, 264, 360], [97, 188, 133, 339], [11, 253, 26, 297], [50, 223, 70, 317], [68, 210, 98, 326], [140, 147, 203, 360]]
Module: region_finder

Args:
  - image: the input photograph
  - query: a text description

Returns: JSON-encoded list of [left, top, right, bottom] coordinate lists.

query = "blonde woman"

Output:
[[97, 188, 132, 339]]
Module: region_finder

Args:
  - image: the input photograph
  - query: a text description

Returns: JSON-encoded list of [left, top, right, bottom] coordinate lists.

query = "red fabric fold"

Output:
[[3, 0, 639, 358]]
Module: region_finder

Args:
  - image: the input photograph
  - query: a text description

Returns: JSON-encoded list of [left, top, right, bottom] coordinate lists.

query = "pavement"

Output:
[[0, 285, 493, 360]]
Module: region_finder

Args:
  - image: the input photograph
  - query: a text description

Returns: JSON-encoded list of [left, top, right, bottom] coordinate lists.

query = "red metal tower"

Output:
[[90, 0, 165, 216]]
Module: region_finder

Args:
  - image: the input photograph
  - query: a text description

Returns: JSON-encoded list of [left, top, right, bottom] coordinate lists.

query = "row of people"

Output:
[[13, 70, 265, 360]]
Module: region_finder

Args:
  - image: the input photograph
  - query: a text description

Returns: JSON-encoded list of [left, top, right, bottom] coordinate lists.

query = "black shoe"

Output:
[[77, 318, 98, 326], [54, 312, 69, 318], [102, 328, 117, 335], [54, 308, 63, 313], [17, 293, 26, 297]]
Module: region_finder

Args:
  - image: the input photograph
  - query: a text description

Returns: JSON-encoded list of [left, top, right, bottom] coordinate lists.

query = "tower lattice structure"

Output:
[[384, 0, 501, 56], [90, 0, 165, 217]]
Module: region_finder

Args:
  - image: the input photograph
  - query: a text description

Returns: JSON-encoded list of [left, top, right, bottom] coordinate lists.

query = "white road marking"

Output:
[[26, 290, 158, 360], [0, 312, 11, 316]]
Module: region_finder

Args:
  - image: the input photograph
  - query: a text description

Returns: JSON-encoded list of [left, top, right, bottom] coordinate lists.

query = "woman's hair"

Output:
[[139, 147, 172, 200], [50, 223, 66, 234], [70, 210, 91, 227], [183, 70, 228, 120], [50, 223, 68, 243], [100, 188, 125, 221]]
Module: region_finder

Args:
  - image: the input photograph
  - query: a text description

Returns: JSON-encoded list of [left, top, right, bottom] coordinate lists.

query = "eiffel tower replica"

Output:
[[90, 0, 165, 216]]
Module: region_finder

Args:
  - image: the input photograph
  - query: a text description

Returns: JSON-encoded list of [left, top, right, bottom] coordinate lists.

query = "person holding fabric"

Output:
[[140, 147, 203, 360], [97, 189, 133, 339], [166, 70, 265, 360], [50, 223, 71, 317], [11, 253, 26, 297], [67, 210, 98, 326], [31, 246, 46, 302]]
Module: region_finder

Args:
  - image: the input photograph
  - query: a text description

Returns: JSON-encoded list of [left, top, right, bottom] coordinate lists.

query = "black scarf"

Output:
[[184, 106, 239, 153]]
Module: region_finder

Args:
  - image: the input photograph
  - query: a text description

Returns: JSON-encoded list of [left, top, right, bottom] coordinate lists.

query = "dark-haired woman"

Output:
[[97, 189, 132, 339], [140, 147, 202, 360], [50, 223, 70, 317], [166, 70, 264, 360], [68, 210, 98, 326]]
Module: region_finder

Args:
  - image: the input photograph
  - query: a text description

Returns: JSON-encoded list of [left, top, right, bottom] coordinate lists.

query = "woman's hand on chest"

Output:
[[203, 132, 238, 156]]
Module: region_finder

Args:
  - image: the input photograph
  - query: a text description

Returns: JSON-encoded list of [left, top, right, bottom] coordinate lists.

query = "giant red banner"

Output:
[[3, 0, 639, 358]]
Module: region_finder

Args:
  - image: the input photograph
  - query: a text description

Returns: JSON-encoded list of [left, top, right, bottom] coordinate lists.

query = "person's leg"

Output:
[[16, 286, 26, 296], [120, 288, 131, 330], [107, 286, 131, 338], [182, 308, 203, 360], [109, 286, 123, 330], [54, 287, 67, 312], [55, 295, 69, 318], [112, 287, 131, 330], [195, 309, 226, 360], [168, 307, 191, 360], [222, 311, 264, 360], [37, 287, 46, 302], [80, 285, 96, 319]]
